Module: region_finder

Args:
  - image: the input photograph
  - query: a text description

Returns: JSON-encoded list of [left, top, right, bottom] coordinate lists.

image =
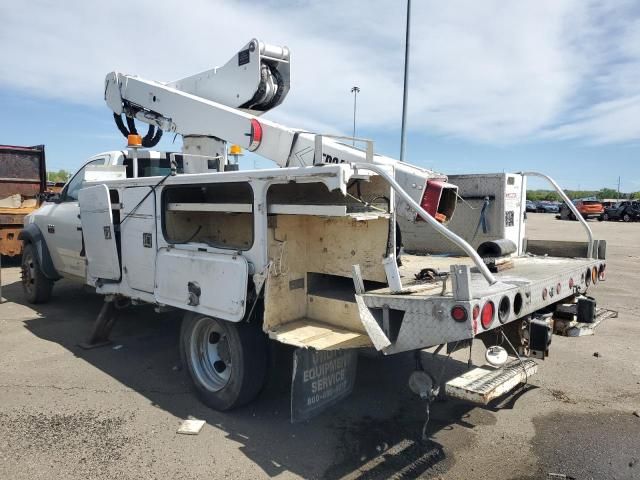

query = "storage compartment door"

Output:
[[155, 249, 248, 321], [121, 187, 156, 293], [79, 184, 121, 281]]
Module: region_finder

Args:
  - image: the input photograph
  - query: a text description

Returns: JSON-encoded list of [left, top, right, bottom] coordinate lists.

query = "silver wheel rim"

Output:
[[189, 316, 232, 392], [21, 251, 35, 294]]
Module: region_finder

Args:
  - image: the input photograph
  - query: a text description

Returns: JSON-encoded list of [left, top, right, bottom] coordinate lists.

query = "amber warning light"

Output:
[[127, 134, 142, 148]]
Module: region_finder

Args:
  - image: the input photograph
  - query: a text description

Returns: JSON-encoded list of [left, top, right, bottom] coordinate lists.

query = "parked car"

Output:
[[559, 199, 604, 221], [526, 200, 538, 212], [602, 201, 640, 222], [536, 201, 560, 213]]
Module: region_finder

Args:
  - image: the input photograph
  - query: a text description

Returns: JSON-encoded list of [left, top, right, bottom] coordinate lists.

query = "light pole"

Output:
[[351, 86, 360, 145], [400, 0, 412, 162]]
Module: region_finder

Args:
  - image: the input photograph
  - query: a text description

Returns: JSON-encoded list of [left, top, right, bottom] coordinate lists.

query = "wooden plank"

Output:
[[268, 319, 372, 350], [306, 216, 389, 283], [263, 216, 309, 331], [307, 295, 365, 333], [269, 204, 347, 216], [167, 202, 252, 213], [167, 202, 347, 216]]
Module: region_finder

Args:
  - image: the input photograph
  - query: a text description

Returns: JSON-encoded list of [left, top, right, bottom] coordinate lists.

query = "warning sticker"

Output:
[[290, 349, 358, 422]]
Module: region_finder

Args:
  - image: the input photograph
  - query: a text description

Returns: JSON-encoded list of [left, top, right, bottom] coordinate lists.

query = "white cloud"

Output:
[[0, 0, 639, 145], [544, 95, 640, 143]]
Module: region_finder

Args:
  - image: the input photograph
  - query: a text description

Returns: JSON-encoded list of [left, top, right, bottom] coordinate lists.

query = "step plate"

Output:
[[445, 359, 538, 405]]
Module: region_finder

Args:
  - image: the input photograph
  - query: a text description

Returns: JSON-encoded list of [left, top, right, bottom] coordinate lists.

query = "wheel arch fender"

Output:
[[18, 224, 61, 280]]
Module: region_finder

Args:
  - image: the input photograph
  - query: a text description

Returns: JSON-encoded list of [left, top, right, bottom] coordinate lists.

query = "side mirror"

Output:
[[41, 192, 62, 203]]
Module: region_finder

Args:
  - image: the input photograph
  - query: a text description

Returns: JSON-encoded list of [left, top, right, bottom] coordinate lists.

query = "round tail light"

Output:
[[451, 305, 467, 322], [556, 283, 561, 294], [498, 296, 510, 323], [599, 264, 606, 281], [569, 277, 574, 289], [591, 266, 598, 284], [542, 287, 548, 300], [481, 302, 495, 329]]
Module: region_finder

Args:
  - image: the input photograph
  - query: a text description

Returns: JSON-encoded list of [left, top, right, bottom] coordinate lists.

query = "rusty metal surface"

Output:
[[0, 227, 23, 256], [0, 212, 31, 225], [0, 145, 46, 198]]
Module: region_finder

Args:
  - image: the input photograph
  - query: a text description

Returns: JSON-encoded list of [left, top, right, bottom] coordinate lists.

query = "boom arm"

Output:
[[103, 38, 453, 221], [104, 39, 436, 170]]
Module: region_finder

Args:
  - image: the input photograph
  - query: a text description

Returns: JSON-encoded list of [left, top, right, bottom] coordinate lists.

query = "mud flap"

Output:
[[290, 348, 358, 422]]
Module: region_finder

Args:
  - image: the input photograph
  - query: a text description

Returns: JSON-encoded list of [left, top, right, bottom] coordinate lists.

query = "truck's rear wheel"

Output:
[[21, 243, 53, 304], [180, 312, 268, 410]]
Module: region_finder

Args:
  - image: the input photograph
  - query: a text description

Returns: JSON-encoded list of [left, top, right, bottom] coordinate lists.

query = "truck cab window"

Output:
[[61, 158, 105, 201]]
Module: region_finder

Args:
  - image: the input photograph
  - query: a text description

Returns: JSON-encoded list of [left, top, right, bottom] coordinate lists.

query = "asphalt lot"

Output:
[[1, 213, 639, 479]]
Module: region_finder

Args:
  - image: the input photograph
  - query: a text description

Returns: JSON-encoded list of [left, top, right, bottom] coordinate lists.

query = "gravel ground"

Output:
[[0, 213, 638, 479]]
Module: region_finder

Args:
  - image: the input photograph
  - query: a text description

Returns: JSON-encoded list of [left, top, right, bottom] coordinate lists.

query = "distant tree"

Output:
[[597, 188, 619, 200], [528, 189, 608, 201], [47, 170, 71, 183], [632, 192, 640, 200]]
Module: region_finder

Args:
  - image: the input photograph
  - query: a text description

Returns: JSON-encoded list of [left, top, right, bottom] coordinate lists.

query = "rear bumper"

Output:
[[581, 211, 603, 218], [356, 255, 606, 354]]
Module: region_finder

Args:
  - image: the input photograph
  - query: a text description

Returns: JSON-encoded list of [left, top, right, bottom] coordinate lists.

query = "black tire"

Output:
[[21, 243, 53, 304], [180, 312, 268, 411], [623, 213, 631, 222], [602, 213, 609, 221]]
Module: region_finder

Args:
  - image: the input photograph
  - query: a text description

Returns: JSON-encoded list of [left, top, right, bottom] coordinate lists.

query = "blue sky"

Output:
[[1, 0, 639, 191]]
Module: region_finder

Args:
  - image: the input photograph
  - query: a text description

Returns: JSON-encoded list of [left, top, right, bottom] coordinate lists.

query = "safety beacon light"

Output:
[[229, 144, 244, 156], [127, 134, 142, 148]]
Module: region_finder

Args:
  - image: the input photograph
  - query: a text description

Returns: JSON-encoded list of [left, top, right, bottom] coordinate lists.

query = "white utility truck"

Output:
[[21, 39, 608, 420]]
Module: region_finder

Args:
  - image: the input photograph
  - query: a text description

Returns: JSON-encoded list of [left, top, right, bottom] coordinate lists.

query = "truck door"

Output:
[[39, 157, 106, 278], [120, 186, 156, 293], [78, 184, 121, 283]]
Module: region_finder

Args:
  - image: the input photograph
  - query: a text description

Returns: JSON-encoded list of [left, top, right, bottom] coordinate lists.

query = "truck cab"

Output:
[[21, 149, 234, 299]]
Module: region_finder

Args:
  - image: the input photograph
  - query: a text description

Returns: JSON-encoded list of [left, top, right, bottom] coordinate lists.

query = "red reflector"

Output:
[[569, 277, 574, 289], [248, 118, 263, 151], [451, 306, 467, 322], [472, 305, 480, 334], [481, 302, 494, 329]]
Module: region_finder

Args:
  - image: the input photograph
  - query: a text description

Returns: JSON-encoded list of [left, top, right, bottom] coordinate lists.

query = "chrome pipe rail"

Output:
[[352, 163, 498, 285], [519, 171, 594, 258]]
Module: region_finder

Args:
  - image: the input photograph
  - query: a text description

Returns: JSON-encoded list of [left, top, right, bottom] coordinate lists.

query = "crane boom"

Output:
[[103, 38, 456, 221]]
